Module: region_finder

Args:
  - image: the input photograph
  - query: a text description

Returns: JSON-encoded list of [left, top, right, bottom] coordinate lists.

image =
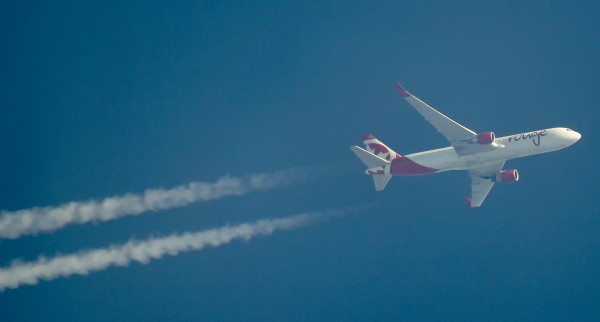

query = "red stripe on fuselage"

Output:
[[390, 156, 438, 175]]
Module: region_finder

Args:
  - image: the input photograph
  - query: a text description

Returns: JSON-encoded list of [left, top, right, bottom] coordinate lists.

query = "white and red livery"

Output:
[[351, 83, 581, 207]]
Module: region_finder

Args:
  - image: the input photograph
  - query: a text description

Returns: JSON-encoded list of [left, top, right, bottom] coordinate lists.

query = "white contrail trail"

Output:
[[0, 168, 310, 239], [0, 210, 337, 292]]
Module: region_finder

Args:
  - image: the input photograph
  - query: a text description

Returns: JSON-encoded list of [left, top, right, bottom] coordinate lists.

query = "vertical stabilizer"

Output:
[[362, 135, 401, 161]]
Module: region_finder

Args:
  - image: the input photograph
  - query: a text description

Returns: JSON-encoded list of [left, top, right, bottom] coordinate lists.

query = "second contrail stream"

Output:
[[0, 168, 310, 239], [0, 210, 339, 292]]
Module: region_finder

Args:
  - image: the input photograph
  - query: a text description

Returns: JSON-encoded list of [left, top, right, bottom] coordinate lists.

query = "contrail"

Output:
[[0, 168, 310, 239], [0, 210, 338, 292]]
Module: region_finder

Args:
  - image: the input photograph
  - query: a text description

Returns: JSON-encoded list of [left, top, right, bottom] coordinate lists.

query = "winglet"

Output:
[[394, 82, 411, 97], [465, 197, 472, 207]]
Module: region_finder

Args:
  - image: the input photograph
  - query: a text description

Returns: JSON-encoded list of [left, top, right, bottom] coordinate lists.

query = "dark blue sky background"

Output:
[[1, 1, 599, 321]]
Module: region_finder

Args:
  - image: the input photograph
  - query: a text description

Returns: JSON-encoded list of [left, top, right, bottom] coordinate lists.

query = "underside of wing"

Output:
[[395, 82, 475, 142], [467, 162, 505, 207], [394, 82, 505, 156]]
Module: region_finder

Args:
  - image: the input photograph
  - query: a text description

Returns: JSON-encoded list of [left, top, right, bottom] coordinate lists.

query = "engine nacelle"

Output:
[[493, 169, 519, 183], [476, 131, 495, 144]]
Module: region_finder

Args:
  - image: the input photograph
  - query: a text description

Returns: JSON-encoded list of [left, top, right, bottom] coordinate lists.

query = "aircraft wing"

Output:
[[467, 162, 505, 207], [395, 82, 502, 156]]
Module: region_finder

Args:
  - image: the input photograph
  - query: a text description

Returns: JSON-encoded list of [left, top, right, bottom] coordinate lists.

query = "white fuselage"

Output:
[[404, 127, 581, 173]]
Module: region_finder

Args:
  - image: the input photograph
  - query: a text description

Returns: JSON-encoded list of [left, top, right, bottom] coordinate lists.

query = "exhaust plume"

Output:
[[0, 168, 310, 239], [0, 211, 335, 292]]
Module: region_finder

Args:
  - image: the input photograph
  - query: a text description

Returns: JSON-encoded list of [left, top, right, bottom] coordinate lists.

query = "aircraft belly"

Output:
[[460, 141, 542, 168], [405, 150, 466, 172], [494, 139, 548, 160]]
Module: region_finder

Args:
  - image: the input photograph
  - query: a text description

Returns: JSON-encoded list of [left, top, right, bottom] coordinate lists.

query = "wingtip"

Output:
[[394, 82, 411, 97], [465, 197, 480, 208]]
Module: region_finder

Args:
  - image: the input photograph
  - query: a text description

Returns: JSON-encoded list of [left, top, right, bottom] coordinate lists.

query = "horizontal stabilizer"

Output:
[[373, 174, 392, 191], [350, 146, 390, 168], [350, 146, 393, 191]]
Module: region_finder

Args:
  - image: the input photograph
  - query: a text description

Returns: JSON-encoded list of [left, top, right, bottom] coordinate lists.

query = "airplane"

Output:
[[350, 82, 582, 207]]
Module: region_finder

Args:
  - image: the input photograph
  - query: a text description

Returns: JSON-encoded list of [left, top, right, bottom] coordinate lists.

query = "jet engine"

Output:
[[476, 132, 495, 144], [493, 169, 519, 183]]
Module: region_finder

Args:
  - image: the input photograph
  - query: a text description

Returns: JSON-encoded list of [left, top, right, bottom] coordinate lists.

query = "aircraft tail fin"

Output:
[[361, 134, 401, 161], [350, 146, 392, 191]]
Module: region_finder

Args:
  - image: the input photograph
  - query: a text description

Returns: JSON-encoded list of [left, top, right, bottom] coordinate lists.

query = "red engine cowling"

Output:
[[476, 132, 495, 144], [494, 169, 519, 183]]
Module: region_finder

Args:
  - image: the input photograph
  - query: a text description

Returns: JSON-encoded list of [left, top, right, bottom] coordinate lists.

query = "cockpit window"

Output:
[[566, 128, 572, 131]]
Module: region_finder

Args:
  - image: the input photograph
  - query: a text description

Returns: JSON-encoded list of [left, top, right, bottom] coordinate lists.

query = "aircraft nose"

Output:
[[561, 128, 581, 146]]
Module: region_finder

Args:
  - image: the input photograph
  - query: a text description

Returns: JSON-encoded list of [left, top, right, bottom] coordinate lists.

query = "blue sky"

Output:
[[1, 1, 599, 320]]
